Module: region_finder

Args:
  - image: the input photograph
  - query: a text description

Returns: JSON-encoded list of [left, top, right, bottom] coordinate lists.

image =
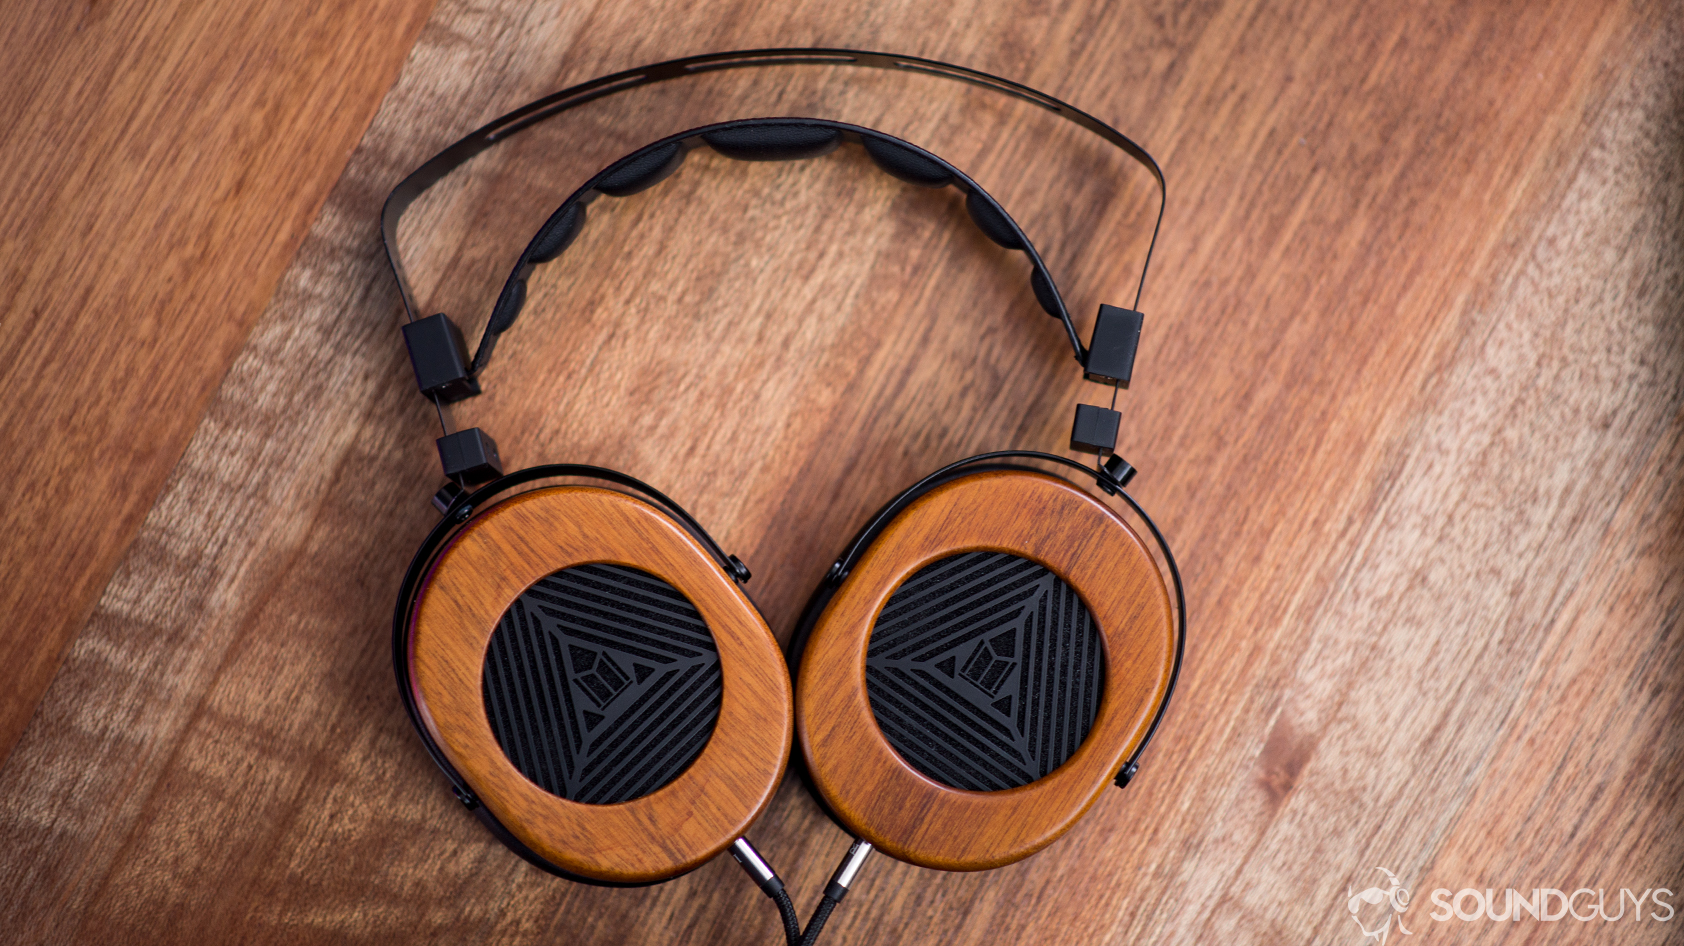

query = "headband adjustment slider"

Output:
[[437, 427, 503, 485], [1071, 403, 1121, 457], [403, 313, 480, 403], [1083, 304, 1143, 386]]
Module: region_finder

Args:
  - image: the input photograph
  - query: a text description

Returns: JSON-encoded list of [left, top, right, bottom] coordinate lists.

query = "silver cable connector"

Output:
[[826, 838, 874, 900], [729, 837, 783, 894]]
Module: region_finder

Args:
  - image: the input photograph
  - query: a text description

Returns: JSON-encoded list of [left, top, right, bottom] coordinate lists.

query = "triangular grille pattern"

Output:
[[481, 564, 721, 804], [865, 551, 1104, 791]]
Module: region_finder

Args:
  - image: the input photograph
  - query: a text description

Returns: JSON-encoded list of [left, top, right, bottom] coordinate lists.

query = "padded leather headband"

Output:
[[381, 48, 1165, 377], [470, 118, 1070, 377]]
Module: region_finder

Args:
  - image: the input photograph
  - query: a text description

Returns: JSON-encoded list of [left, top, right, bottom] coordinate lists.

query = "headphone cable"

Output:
[[730, 839, 804, 944], [731, 837, 874, 946], [795, 839, 874, 946]]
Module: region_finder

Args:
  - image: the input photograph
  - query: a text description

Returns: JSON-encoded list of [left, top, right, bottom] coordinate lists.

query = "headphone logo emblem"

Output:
[[569, 645, 649, 718], [957, 630, 1018, 700], [1348, 868, 1413, 945]]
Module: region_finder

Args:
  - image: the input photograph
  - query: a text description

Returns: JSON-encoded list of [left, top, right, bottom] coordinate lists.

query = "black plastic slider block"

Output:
[[1084, 304, 1144, 386], [1070, 404, 1121, 456], [1103, 454, 1138, 488], [403, 313, 481, 403], [437, 427, 503, 485]]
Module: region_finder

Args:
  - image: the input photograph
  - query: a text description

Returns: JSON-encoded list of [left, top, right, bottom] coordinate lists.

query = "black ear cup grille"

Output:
[[865, 552, 1104, 791], [482, 564, 722, 804]]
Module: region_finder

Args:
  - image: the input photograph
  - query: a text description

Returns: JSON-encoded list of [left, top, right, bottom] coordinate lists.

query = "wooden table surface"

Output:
[[3, 1, 1681, 943]]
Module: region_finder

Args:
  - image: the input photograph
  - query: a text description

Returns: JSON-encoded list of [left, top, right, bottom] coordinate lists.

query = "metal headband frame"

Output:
[[380, 46, 1167, 366]]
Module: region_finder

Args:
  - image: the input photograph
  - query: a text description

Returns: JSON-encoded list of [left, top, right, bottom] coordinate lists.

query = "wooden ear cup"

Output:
[[795, 470, 1175, 871], [407, 486, 793, 884]]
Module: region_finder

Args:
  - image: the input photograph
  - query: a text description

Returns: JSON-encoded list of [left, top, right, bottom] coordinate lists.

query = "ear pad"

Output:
[[407, 486, 793, 884], [795, 470, 1174, 871]]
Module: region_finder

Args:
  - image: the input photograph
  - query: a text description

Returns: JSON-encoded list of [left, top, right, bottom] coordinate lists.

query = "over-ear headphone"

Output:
[[384, 48, 1185, 944]]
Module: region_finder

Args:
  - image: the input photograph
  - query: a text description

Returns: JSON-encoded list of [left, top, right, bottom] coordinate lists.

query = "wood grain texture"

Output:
[[0, 0, 438, 763], [1, 0, 1682, 944], [412, 486, 793, 883], [798, 470, 1173, 871]]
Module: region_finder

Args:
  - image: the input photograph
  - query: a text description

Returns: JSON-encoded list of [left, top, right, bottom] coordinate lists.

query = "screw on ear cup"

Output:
[[796, 470, 1174, 872], [408, 486, 792, 884]]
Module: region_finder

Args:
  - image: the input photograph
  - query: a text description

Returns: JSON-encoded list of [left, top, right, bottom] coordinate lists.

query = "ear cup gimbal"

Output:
[[384, 47, 1184, 917]]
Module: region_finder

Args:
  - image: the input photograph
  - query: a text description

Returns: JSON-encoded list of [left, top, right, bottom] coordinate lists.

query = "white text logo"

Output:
[[1427, 887, 1674, 923], [1345, 868, 1675, 942]]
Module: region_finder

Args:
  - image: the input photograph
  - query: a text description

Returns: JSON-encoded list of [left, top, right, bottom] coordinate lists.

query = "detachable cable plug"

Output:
[[821, 838, 873, 902], [729, 837, 782, 895], [799, 838, 875, 946], [731, 838, 802, 946]]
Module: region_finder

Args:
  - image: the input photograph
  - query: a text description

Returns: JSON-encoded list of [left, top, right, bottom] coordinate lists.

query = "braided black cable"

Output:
[[771, 887, 803, 946], [791, 839, 872, 946], [729, 839, 806, 946], [798, 894, 841, 946]]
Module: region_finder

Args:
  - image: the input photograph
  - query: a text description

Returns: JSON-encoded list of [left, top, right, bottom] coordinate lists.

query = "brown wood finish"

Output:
[[3, 1, 1683, 944], [412, 486, 793, 883], [798, 470, 1174, 871], [0, 0, 438, 764]]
